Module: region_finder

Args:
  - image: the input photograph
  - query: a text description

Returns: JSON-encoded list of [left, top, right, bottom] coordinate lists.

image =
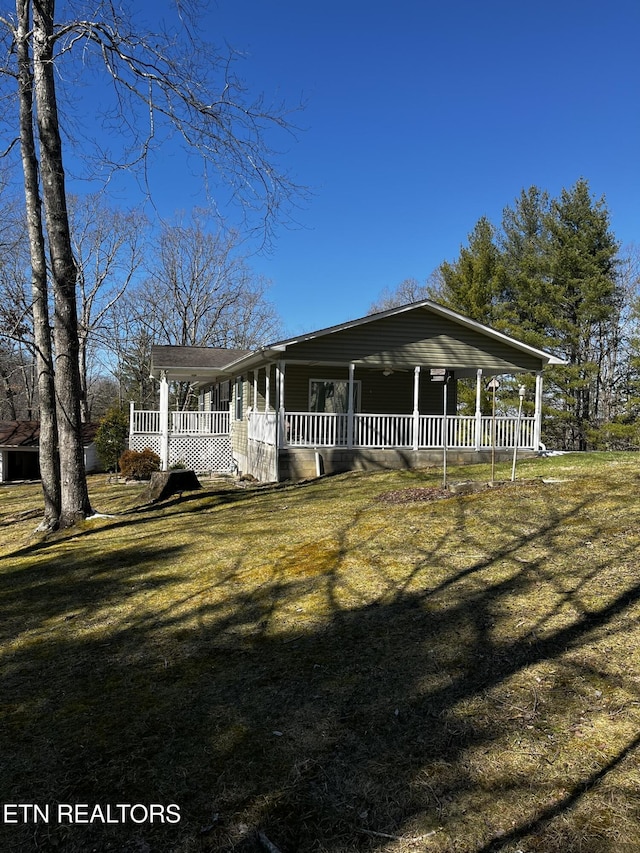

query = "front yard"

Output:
[[1, 454, 640, 852]]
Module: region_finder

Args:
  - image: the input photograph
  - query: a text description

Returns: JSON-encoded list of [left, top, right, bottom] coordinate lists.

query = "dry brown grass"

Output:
[[1, 454, 640, 852]]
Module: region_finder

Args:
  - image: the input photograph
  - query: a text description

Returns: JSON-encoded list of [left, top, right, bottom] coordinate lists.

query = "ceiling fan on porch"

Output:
[[377, 366, 409, 376]]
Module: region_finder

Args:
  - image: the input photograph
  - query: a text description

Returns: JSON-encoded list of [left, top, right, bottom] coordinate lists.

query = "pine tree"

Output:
[[437, 217, 506, 325], [499, 187, 554, 345], [544, 179, 621, 449]]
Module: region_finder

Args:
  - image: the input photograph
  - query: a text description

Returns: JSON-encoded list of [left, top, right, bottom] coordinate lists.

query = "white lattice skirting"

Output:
[[129, 434, 232, 473]]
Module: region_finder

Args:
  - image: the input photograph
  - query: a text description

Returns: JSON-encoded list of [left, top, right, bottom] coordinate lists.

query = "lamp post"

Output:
[[511, 384, 526, 482]]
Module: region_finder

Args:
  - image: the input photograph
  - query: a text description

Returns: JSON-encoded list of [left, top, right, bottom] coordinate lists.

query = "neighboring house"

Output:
[[130, 300, 565, 483], [0, 421, 100, 483]]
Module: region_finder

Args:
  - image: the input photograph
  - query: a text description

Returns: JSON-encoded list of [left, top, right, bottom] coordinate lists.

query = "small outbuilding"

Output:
[[0, 421, 100, 483]]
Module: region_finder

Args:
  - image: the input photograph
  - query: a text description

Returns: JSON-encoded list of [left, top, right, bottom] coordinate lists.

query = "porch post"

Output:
[[159, 369, 169, 471], [129, 400, 135, 445], [277, 361, 286, 448], [253, 371, 258, 410], [475, 369, 483, 450], [534, 371, 543, 450], [265, 366, 271, 413], [412, 366, 420, 450], [347, 362, 355, 448]]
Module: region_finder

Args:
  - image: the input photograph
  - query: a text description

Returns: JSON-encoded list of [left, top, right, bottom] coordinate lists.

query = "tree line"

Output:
[[370, 179, 640, 452]]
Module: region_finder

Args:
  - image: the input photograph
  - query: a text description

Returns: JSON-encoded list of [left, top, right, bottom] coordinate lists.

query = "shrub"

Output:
[[94, 405, 130, 472], [118, 448, 161, 480]]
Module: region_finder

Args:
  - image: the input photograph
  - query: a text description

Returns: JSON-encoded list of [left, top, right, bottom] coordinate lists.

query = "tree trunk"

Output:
[[16, 0, 60, 529], [32, 0, 91, 526]]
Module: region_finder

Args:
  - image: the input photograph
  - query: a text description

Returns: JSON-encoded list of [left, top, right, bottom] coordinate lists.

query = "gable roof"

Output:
[[219, 300, 566, 374], [149, 301, 565, 383]]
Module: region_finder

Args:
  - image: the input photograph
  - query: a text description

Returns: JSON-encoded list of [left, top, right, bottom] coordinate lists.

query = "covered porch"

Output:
[[129, 368, 542, 476], [242, 363, 542, 480], [250, 366, 543, 452]]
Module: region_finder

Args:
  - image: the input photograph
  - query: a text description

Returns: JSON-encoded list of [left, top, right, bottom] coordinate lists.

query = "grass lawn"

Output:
[[1, 454, 640, 852]]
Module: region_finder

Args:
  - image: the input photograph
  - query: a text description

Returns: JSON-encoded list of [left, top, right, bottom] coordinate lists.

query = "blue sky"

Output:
[[71, 0, 640, 336]]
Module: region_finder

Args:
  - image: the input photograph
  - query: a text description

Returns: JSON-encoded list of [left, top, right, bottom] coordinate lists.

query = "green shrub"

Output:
[[118, 448, 161, 480], [95, 405, 130, 472]]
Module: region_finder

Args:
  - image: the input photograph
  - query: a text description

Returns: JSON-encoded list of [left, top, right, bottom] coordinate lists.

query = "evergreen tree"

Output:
[[94, 405, 130, 473], [499, 187, 554, 344], [437, 217, 506, 325], [424, 181, 621, 449], [544, 179, 621, 449]]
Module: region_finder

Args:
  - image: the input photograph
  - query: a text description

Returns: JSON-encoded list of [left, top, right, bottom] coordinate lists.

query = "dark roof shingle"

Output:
[[0, 421, 98, 447]]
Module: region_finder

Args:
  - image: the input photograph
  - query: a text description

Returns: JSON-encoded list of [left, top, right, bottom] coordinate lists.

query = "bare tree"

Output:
[[69, 194, 147, 422], [14, 0, 61, 528], [104, 302, 157, 409], [123, 213, 281, 409], [367, 272, 443, 314], [137, 213, 281, 349], [1, 0, 304, 528], [0, 167, 37, 420], [31, 0, 92, 526]]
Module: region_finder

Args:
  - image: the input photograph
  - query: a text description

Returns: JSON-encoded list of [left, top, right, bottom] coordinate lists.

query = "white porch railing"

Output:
[[131, 409, 162, 434], [282, 412, 536, 450], [130, 407, 537, 451], [129, 406, 232, 473], [171, 410, 230, 435], [286, 412, 348, 446], [130, 408, 229, 435]]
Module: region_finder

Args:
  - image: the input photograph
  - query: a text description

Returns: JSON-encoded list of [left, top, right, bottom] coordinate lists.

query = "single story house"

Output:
[[129, 300, 565, 482], [0, 421, 100, 483]]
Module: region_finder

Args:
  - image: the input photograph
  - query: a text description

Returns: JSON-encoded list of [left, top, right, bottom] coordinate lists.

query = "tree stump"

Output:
[[144, 470, 201, 503]]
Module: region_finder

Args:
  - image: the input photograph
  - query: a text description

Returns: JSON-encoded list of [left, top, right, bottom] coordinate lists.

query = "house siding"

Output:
[[230, 375, 250, 473], [282, 363, 457, 414]]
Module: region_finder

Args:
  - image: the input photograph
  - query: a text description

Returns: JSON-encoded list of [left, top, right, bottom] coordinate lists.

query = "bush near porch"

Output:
[[1, 454, 640, 852]]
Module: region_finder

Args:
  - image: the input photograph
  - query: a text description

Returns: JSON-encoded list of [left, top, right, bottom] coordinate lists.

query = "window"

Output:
[[207, 381, 231, 412], [309, 379, 360, 413]]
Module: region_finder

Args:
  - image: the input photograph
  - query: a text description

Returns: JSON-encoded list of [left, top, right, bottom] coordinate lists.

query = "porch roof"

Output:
[[150, 345, 251, 381]]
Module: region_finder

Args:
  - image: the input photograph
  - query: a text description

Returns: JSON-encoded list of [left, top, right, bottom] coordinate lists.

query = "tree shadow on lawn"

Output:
[[2, 486, 640, 852]]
